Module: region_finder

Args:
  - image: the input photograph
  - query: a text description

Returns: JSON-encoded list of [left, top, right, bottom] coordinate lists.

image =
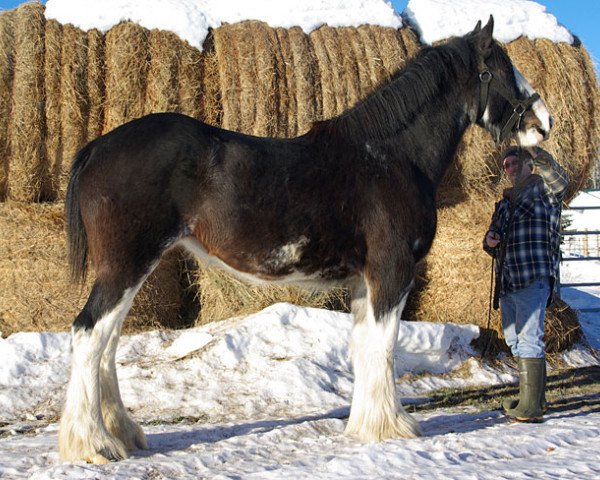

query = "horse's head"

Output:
[[467, 16, 553, 146]]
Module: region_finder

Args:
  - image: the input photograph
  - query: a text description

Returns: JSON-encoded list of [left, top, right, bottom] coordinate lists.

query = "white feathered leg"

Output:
[[345, 284, 422, 441], [59, 285, 140, 464], [100, 317, 147, 452]]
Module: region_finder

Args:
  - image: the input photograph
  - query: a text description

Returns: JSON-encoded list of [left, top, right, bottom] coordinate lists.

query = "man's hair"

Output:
[[502, 146, 533, 167]]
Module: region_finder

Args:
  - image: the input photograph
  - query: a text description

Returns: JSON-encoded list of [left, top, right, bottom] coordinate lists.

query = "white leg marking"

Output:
[[100, 318, 147, 452], [59, 284, 142, 463], [345, 288, 422, 442]]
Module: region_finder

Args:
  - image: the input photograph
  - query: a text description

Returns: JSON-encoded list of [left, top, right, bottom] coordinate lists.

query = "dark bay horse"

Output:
[[60, 17, 552, 463]]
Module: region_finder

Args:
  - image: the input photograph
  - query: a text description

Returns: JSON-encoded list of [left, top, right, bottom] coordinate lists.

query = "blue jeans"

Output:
[[500, 278, 550, 359]]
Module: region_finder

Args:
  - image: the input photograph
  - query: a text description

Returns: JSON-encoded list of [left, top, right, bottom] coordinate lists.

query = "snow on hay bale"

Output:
[[0, 3, 598, 351]]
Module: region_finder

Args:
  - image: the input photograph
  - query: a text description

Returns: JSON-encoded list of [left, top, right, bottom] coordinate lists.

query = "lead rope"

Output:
[[483, 252, 496, 358]]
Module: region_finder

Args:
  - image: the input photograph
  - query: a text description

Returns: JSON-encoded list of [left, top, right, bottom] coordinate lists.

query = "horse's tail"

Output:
[[65, 143, 94, 284]]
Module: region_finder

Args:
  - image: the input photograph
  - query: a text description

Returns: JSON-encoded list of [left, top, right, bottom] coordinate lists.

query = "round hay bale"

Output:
[[0, 201, 91, 336], [286, 26, 320, 135], [128, 248, 199, 333], [356, 25, 388, 89], [7, 2, 52, 202], [44, 19, 63, 199], [336, 27, 364, 107], [274, 27, 296, 137], [199, 31, 222, 127], [252, 21, 284, 137], [145, 29, 181, 114], [211, 24, 243, 132], [85, 29, 105, 141], [178, 40, 204, 119], [310, 26, 346, 119], [59, 24, 89, 197], [0, 9, 15, 200], [104, 22, 149, 132]]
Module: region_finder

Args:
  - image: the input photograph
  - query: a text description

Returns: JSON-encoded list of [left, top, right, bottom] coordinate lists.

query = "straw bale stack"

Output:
[[7, 2, 51, 202], [196, 267, 349, 324], [58, 25, 89, 196], [104, 22, 149, 132], [278, 26, 321, 135], [0, 9, 15, 200], [85, 29, 105, 141], [178, 41, 204, 118], [145, 29, 181, 114], [43, 19, 63, 199]]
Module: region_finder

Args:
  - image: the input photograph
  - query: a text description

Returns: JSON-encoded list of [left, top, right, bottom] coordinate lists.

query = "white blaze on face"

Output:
[[513, 66, 553, 146]]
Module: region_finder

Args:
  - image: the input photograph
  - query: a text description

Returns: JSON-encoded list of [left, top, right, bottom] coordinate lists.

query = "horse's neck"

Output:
[[382, 94, 472, 188]]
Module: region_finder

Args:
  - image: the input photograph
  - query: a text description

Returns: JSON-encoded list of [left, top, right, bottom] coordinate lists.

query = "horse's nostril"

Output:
[[549, 116, 555, 130]]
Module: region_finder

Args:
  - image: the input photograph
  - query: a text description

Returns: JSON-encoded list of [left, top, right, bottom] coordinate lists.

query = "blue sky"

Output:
[[0, 0, 598, 72]]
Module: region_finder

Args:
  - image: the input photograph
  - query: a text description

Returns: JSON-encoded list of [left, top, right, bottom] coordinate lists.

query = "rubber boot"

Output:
[[505, 357, 545, 423], [502, 360, 547, 413]]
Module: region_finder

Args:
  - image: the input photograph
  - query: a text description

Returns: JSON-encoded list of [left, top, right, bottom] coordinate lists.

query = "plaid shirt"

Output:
[[484, 150, 569, 297]]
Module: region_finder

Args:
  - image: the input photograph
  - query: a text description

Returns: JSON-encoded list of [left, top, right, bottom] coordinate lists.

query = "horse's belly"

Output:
[[176, 236, 350, 290]]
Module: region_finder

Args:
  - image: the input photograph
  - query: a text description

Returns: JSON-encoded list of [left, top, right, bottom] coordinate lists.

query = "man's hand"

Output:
[[485, 231, 501, 248]]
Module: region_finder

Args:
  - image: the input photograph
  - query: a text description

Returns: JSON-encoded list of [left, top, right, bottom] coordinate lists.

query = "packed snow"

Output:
[[43, 0, 574, 50], [0, 262, 598, 479], [404, 0, 573, 44]]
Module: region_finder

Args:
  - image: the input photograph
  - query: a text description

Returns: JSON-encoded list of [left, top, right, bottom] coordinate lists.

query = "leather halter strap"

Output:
[[478, 68, 540, 141]]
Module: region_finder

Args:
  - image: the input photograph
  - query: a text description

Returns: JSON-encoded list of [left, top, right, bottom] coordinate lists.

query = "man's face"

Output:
[[503, 155, 532, 186]]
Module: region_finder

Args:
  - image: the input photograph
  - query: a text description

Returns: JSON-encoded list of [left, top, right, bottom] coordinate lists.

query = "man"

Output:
[[483, 146, 569, 422]]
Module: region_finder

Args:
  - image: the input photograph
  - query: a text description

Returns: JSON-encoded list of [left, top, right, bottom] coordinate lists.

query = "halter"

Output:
[[477, 65, 540, 142]]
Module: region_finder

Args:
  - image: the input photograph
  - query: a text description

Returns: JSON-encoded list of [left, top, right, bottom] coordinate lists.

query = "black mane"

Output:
[[310, 37, 474, 142]]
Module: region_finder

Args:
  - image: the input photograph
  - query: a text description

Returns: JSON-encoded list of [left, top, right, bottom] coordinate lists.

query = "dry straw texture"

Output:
[[7, 3, 50, 202], [0, 4, 598, 352], [104, 22, 149, 131], [44, 19, 63, 198], [0, 9, 15, 200]]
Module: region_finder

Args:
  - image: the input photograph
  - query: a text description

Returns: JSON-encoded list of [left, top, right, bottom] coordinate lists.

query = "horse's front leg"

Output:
[[345, 249, 422, 442]]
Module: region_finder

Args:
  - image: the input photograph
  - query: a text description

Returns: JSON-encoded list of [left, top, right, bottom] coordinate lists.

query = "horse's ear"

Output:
[[472, 15, 494, 59], [482, 15, 494, 41]]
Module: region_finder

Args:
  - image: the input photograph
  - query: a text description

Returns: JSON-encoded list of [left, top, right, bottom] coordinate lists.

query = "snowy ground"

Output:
[[1, 255, 598, 479]]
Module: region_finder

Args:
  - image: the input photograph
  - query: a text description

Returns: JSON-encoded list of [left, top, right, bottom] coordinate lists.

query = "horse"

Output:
[[59, 16, 552, 463]]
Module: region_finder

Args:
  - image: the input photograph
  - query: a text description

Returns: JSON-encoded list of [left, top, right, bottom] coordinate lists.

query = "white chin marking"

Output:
[[513, 66, 552, 138], [532, 98, 552, 133], [517, 128, 544, 147]]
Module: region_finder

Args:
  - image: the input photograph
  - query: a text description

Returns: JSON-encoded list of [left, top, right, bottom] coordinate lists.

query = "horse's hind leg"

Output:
[[59, 271, 150, 464], [345, 247, 422, 442], [100, 309, 147, 452]]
